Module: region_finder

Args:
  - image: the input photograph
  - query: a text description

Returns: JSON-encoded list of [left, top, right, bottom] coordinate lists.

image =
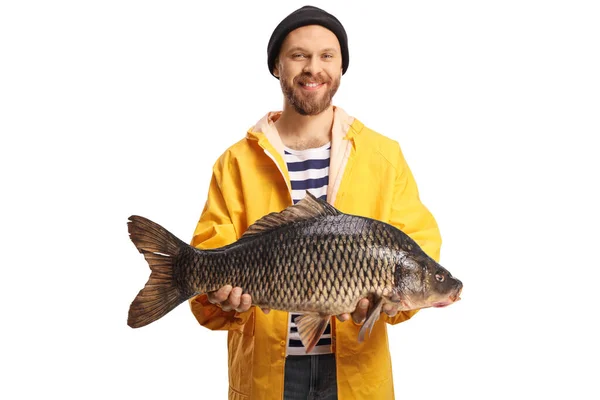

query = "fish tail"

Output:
[[127, 215, 190, 328]]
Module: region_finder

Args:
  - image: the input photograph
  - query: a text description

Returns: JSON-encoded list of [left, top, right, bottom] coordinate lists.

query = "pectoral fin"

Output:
[[294, 313, 330, 354], [358, 296, 384, 343]]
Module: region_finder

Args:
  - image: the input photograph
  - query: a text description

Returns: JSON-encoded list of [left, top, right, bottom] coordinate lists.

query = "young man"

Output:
[[189, 6, 441, 399]]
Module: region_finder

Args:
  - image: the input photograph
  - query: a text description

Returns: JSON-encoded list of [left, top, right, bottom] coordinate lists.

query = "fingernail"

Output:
[[360, 301, 368, 309], [232, 287, 242, 296]]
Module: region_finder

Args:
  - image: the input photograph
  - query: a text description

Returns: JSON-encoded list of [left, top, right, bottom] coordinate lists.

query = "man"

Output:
[[189, 5, 441, 399]]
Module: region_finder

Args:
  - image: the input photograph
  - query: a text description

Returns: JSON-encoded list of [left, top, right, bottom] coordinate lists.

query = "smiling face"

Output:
[[273, 25, 343, 116]]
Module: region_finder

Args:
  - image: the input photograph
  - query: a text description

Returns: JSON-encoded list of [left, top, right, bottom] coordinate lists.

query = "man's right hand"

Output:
[[207, 285, 270, 314]]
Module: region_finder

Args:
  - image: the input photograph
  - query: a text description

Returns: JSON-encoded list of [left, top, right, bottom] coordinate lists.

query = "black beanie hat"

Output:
[[267, 5, 349, 79]]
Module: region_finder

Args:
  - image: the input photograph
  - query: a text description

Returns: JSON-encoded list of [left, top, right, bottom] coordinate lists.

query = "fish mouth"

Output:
[[450, 286, 462, 302], [433, 287, 462, 308]]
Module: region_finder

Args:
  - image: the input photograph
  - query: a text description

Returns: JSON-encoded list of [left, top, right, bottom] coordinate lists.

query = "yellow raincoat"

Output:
[[189, 107, 442, 399]]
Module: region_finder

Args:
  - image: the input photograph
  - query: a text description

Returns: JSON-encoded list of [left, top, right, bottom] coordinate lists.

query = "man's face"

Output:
[[274, 25, 343, 116]]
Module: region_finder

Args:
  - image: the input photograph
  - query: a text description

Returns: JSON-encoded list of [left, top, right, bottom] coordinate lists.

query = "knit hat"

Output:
[[267, 5, 349, 79]]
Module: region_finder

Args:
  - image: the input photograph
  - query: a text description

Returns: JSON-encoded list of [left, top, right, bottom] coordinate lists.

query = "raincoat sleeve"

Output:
[[384, 143, 442, 325], [188, 154, 254, 331]]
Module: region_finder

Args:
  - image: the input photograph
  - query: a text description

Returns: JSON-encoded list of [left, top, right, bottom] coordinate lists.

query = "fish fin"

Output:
[[294, 313, 331, 354], [127, 216, 191, 328], [358, 296, 384, 343], [240, 192, 340, 239]]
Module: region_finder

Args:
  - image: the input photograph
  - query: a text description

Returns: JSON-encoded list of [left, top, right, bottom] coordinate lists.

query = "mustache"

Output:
[[294, 73, 330, 85]]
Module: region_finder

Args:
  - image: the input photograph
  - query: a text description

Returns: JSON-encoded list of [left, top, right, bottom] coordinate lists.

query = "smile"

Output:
[[300, 82, 325, 91]]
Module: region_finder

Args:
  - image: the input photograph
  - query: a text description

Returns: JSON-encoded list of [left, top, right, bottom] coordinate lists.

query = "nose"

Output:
[[303, 56, 322, 75]]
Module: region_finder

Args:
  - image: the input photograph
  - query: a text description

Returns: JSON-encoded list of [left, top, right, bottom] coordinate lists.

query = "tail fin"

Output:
[[127, 215, 190, 328]]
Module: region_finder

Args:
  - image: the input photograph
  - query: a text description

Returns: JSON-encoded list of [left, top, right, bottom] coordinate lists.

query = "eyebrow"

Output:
[[286, 46, 339, 54]]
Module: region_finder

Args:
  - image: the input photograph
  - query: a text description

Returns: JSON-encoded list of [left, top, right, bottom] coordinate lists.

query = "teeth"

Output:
[[303, 83, 320, 87]]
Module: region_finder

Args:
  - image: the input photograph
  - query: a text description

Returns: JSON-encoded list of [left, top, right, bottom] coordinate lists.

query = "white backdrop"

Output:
[[1, 1, 599, 399]]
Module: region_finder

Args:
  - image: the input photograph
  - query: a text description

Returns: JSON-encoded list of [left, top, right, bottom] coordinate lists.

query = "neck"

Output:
[[275, 105, 334, 150]]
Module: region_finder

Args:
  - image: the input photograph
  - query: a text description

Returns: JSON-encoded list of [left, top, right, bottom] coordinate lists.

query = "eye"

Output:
[[435, 273, 445, 282], [292, 53, 306, 59], [322, 54, 333, 59]]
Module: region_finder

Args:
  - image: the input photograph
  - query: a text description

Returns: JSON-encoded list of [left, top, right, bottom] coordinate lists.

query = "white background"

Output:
[[1, 1, 599, 399]]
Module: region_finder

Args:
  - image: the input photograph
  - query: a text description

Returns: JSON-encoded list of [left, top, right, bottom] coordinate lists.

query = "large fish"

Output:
[[127, 193, 462, 352]]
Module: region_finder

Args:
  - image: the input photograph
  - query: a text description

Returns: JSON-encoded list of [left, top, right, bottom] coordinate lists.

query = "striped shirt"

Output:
[[283, 142, 332, 356]]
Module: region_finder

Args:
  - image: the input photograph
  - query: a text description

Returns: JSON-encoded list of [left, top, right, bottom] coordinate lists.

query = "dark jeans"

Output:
[[283, 353, 337, 400]]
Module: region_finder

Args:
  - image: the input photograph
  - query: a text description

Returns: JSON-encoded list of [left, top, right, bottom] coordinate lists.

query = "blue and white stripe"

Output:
[[284, 143, 330, 204], [283, 142, 332, 356]]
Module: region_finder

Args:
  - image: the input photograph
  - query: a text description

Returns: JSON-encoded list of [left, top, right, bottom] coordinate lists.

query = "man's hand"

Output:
[[207, 285, 270, 314], [336, 298, 400, 324]]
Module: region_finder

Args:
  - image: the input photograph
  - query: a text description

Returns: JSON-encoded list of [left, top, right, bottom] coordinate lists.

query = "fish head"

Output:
[[393, 251, 463, 310]]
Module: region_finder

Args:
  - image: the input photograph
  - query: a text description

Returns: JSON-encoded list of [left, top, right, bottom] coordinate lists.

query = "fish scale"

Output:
[[179, 215, 394, 315]]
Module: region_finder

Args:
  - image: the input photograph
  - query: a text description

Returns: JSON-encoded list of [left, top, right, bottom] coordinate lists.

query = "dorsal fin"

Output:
[[241, 192, 340, 239]]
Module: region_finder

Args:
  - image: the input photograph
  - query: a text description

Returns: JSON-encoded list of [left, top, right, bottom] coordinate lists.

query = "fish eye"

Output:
[[435, 273, 445, 282]]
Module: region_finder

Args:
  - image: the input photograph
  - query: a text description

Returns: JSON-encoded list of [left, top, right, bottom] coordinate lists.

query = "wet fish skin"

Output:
[[127, 193, 462, 351], [183, 214, 397, 315]]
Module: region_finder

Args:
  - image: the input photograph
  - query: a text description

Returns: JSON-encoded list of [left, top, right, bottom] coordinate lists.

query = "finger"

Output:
[[208, 285, 232, 304], [336, 313, 350, 322], [224, 287, 242, 312], [352, 299, 369, 324], [236, 293, 252, 312], [383, 304, 398, 317], [261, 307, 271, 315]]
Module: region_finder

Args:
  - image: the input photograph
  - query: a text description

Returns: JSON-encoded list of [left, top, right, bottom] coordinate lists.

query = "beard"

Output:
[[280, 72, 341, 116]]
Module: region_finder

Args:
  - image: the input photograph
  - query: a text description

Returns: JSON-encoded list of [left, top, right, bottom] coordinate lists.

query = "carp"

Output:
[[127, 193, 462, 352]]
